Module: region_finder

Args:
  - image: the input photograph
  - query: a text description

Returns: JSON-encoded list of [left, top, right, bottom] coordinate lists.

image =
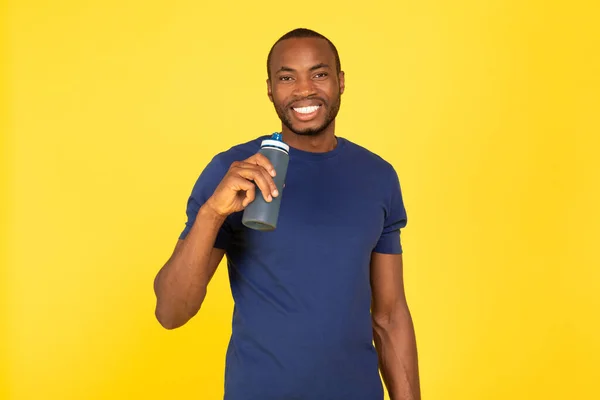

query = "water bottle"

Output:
[[242, 132, 290, 231]]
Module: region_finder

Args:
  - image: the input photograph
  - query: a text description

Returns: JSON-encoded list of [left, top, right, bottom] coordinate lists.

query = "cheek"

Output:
[[315, 82, 337, 100], [272, 89, 291, 108]]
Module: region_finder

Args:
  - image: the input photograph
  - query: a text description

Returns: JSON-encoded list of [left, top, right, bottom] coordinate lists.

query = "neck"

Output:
[[280, 121, 338, 153]]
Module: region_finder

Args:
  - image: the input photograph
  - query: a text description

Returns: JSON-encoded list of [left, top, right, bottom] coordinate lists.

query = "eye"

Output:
[[279, 76, 293, 81], [314, 72, 328, 79]]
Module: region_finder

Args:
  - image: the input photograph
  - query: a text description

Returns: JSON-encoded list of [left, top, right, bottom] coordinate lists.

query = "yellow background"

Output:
[[2, 0, 599, 399]]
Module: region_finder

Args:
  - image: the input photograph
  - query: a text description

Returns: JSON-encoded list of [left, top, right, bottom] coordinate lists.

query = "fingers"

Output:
[[236, 168, 274, 202], [225, 176, 256, 208], [229, 175, 255, 192], [230, 161, 278, 202], [245, 153, 276, 178], [239, 163, 278, 198], [241, 184, 255, 208]]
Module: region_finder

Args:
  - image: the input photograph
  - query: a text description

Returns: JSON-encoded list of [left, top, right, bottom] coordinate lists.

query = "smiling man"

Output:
[[153, 28, 421, 400]]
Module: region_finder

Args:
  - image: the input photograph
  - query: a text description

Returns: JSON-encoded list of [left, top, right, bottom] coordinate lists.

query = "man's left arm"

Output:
[[370, 252, 421, 400]]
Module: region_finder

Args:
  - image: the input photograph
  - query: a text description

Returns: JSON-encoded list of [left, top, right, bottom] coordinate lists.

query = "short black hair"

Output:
[[266, 28, 341, 79]]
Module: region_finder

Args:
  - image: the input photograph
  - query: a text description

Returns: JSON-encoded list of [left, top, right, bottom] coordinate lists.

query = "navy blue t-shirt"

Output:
[[180, 135, 408, 400]]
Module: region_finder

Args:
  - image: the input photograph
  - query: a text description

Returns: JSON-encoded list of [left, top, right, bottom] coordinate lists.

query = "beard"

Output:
[[274, 92, 342, 137]]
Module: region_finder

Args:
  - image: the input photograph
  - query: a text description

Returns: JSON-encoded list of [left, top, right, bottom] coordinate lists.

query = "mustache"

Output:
[[286, 96, 328, 109]]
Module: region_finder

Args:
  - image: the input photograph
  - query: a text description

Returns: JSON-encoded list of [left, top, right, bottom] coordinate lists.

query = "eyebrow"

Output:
[[275, 63, 331, 74]]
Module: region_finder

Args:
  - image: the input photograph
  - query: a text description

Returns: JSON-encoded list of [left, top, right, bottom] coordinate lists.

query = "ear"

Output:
[[266, 78, 273, 102], [338, 71, 345, 95]]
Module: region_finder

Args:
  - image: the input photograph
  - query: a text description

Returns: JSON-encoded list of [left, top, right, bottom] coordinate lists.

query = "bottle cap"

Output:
[[261, 132, 289, 153]]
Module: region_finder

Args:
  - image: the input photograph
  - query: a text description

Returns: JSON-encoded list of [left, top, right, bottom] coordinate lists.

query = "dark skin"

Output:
[[267, 37, 344, 153], [154, 37, 420, 400]]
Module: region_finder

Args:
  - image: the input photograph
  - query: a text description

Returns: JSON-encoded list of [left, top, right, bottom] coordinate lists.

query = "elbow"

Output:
[[154, 301, 201, 330], [372, 313, 392, 336], [155, 309, 183, 330], [153, 270, 207, 330]]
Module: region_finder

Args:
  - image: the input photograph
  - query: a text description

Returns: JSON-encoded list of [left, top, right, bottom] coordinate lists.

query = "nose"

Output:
[[293, 76, 317, 97]]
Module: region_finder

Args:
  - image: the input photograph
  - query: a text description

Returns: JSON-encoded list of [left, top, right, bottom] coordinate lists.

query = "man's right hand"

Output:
[[205, 153, 279, 217]]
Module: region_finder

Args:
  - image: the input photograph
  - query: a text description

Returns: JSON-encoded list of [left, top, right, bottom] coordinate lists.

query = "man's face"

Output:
[[267, 37, 345, 136]]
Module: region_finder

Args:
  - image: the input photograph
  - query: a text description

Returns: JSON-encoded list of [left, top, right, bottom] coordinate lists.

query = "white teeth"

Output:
[[293, 105, 319, 114]]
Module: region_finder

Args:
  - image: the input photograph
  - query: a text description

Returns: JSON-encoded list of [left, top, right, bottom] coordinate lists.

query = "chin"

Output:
[[287, 119, 331, 137], [292, 127, 326, 136]]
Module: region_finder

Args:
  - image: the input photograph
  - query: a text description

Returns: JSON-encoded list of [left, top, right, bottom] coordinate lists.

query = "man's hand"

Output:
[[205, 153, 279, 217]]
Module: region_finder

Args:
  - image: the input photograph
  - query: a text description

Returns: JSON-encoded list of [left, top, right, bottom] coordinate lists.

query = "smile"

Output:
[[293, 105, 321, 114]]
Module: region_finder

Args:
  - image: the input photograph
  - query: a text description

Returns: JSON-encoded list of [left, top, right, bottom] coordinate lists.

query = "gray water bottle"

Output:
[[242, 132, 290, 231]]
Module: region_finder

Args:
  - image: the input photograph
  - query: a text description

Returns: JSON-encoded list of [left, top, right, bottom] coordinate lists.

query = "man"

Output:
[[154, 28, 421, 400]]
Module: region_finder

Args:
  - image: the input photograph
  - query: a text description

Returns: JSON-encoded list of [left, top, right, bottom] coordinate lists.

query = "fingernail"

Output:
[[271, 169, 276, 177], [267, 195, 272, 202], [272, 189, 279, 197]]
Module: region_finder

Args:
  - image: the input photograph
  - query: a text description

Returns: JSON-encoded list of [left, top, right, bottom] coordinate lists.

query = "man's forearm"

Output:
[[154, 204, 226, 329], [372, 307, 421, 400]]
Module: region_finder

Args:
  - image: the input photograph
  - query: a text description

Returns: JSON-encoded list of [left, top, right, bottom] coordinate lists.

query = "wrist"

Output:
[[199, 201, 228, 223]]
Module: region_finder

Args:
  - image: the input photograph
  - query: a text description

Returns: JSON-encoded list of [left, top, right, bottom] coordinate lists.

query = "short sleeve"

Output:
[[179, 155, 233, 250], [373, 166, 408, 254]]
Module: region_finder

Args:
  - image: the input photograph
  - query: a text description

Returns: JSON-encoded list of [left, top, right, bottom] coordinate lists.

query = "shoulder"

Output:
[[211, 135, 266, 167], [189, 135, 266, 190], [196, 135, 266, 177], [341, 137, 397, 176]]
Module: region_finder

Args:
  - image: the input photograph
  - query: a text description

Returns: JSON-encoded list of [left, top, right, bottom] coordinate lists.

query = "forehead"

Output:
[[270, 37, 336, 72]]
